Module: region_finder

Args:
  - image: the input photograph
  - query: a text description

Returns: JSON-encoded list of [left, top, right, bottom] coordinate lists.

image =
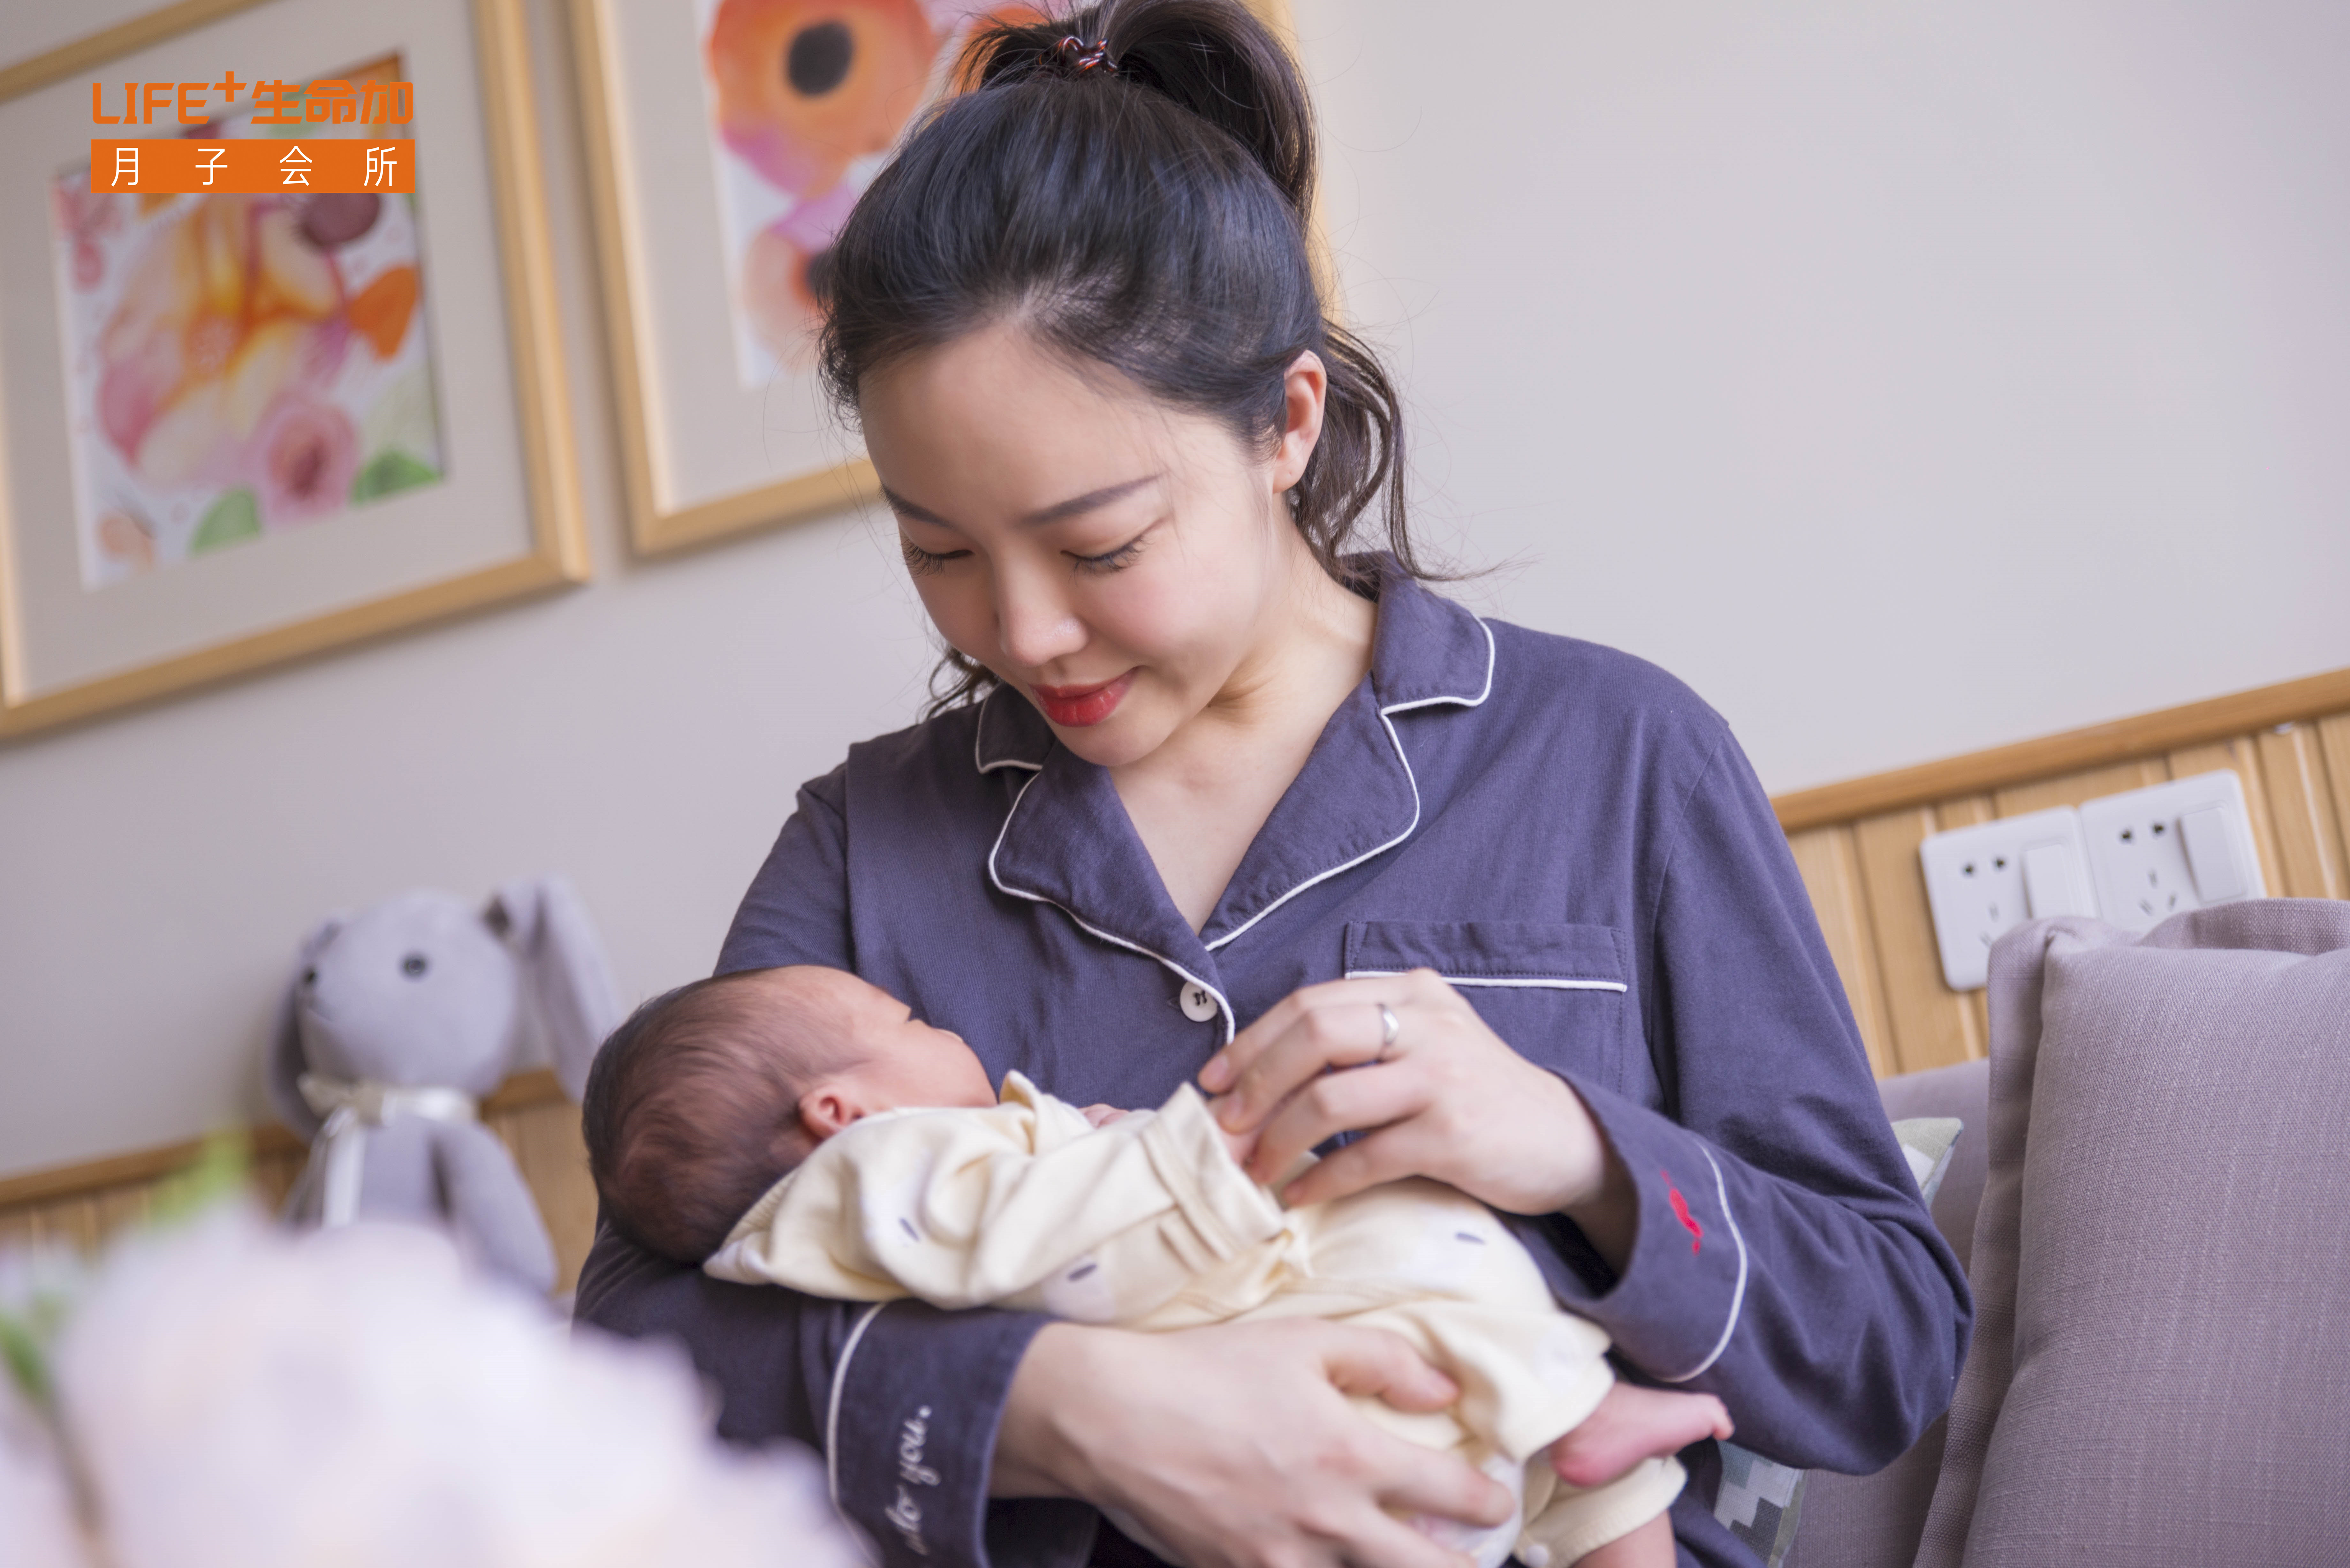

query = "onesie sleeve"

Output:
[[1511, 727, 1974, 1475], [576, 769, 1091, 1568], [707, 1085, 1284, 1316]]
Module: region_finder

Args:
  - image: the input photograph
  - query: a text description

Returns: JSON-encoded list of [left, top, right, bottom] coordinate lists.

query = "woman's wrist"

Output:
[[1550, 1082, 1637, 1272], [990, 1322, 1106, 1499]]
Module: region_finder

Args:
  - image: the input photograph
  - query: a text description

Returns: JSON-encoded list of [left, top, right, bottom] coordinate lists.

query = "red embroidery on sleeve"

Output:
[[1663, 1170, 1703, 1253]]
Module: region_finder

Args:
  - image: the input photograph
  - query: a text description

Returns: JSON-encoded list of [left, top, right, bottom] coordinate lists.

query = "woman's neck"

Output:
[[1110, 545, 1377, 931]]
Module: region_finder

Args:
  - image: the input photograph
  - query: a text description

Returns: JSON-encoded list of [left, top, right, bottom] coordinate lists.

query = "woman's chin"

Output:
[[1047, 709, 1171, 770]]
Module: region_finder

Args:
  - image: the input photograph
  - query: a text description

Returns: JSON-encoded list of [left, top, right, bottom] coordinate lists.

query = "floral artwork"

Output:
[[47, 61, 442, 591], [694, 0, 1042, 385]]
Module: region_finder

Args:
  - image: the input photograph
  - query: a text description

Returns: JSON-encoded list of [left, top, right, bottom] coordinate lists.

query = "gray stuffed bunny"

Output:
[[267, 876, 620, 1295]]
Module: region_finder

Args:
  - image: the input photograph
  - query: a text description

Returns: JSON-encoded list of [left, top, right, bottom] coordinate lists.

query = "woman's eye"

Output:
[[899, 539, 969, 576], [1068, 535, 1146, 575]]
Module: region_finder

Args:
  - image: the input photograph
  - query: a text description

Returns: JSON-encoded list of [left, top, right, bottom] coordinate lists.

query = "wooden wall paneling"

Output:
[[2319, 716, 2350, 870], [31, 1197, 99, 1251], [1784, 825, 1895, 1078], [2166, 737, 2287, 898], [504, 1100, 596, 1295], [248, 1149, 306, 1216], [1991, 758, 2169, 818], [91, 1185, 149, 1238], [1851, 808, 1979, 1076], [2253, 725, 2347, 899], [1930, 795, 1998, 1056]]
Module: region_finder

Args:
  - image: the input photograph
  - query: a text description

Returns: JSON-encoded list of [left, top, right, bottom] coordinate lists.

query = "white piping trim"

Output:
[[972, 696, 1047, 775], [1655, 1146, 1748, 1384], [1344, 969, 1627, 993], [1203, 619, 1498, 954], [987, 772, 1238, 1045], [826, 1302, 891, 1507]]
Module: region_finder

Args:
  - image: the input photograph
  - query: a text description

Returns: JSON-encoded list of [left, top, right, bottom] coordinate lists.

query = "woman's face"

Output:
[[858, 321, 1324, 769]]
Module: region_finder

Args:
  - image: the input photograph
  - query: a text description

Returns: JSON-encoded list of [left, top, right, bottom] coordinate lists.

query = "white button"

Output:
[[1178, 982, 1218, 1023]]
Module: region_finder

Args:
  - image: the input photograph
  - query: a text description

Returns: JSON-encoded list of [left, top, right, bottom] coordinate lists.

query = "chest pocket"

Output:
[[1342, 920, 1634, 1093]]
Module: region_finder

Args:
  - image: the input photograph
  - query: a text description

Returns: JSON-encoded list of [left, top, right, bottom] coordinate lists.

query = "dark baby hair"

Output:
[[815, 0, 1433, 710], [581, 972, 826, 1264]]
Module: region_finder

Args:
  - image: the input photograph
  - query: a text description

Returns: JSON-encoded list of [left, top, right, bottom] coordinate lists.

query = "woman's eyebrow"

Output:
[[1020, 474, 1163, 526], [880, 474, 1164, 531], [880, 485, 960, 530]]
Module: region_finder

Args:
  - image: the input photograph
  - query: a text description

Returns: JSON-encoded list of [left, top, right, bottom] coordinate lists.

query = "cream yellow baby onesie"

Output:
[[707, 1073, 1683, 1568]]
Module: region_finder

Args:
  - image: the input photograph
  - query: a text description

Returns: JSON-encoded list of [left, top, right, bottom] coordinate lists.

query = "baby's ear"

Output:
[[797, 1083, 860, 1142]]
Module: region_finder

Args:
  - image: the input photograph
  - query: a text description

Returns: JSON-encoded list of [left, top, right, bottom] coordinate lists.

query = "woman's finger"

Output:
[[1274, 1126, 1431, 1210], [1217, 997, 1397, 1132], [1338, 1504, 1489, 1568], [1200, 976, 1392, 1094], [1370, 1442, 1518, 1535], [1311, 1320, 1461, 1412], [1241, 1055, 1424, 1184]]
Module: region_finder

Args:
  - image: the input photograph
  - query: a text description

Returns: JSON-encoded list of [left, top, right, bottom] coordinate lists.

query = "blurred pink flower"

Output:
[[255, 396, 359, 528]]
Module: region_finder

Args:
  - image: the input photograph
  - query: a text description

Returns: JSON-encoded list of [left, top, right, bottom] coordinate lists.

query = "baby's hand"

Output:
[[1079, 1104, 1133, 1129]]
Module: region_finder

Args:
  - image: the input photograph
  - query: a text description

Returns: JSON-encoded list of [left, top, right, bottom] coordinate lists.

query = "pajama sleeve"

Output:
[[1510, 724, 1974, 1475], [574, 768, 1090, 1568], [707, 1083, 1285, 1315]]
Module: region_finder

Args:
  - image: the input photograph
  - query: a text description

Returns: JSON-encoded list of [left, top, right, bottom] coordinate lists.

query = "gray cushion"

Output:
[[1916, 900, 2350, 1568], [1781, 1060, 1989, 1568]]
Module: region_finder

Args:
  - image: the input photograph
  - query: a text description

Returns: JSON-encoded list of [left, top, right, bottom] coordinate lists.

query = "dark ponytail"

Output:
[[815, 0, 1433, 711]]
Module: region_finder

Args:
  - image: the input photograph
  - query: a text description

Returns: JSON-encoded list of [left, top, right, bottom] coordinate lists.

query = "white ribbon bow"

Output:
[[297, 1073, 480, 1228]]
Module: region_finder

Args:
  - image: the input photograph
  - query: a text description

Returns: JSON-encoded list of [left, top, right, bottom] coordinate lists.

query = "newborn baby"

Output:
[[582, 966, 1732, 1568]]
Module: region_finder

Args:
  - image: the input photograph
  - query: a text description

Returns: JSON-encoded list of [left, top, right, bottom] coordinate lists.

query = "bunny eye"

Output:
[[301, 967, 318, 987], [401, 954, 429, 978]]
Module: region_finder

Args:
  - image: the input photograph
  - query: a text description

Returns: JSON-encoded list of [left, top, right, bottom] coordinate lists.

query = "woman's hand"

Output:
[[994, 1319, 1513, 1568], [1199, 970, 1633, 1245]]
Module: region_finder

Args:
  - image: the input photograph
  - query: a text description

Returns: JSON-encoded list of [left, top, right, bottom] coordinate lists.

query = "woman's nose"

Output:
[[994, 576, 1087, 670]]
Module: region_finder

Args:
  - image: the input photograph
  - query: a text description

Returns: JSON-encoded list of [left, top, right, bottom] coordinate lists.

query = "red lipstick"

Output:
[[1029, 672, 1135, 728]]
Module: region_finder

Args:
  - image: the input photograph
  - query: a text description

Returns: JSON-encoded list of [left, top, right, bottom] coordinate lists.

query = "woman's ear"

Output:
[[1270, 349, 1327, 493]]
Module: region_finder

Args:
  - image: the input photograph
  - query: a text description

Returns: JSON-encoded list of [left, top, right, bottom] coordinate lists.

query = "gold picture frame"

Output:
[[567, 0, 1305, 558], [0, 0, 587, 740]]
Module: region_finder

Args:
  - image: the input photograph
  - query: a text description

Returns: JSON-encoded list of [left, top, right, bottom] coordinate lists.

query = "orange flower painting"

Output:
[[695, 0, 1043, 384], [50, 116, 443, 589]]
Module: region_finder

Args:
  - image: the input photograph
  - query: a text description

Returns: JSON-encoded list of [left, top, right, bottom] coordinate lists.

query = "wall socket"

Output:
[[2078, 770, 2265, 934], [1919, 806, 2097, 991]]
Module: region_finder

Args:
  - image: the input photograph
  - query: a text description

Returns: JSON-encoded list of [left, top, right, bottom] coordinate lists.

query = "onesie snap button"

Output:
[[1178, 981, 1218, 1022]]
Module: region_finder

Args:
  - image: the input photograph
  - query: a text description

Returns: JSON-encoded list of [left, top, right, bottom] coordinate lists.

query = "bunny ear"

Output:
[[266, 916, 344, 1137], [487, 876, 621, 1102]]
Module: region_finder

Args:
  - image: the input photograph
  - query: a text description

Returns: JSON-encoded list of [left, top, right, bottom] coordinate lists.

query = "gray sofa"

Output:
[[1784, 899, 2350, 1568]]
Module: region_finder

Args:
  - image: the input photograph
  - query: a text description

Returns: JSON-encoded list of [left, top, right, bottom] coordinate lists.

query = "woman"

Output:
[[575, 5, 1971, 1566]]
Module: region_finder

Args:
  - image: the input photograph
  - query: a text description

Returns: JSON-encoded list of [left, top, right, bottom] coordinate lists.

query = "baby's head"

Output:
[[581, 966, 995, 1263]]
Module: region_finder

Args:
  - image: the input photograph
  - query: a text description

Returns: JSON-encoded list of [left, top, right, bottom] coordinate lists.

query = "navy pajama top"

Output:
[[574, 559, 1972, 1568]]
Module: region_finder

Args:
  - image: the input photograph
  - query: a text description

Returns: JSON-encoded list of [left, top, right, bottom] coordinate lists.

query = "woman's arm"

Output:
[[574, 1229, 1073, 1565], [1547, 727, 1973, 1472], [1206, 726, 1972, 1476], [579, 776, 1075, 1568]]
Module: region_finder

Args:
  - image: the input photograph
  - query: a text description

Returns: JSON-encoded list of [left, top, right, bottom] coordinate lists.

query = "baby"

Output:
[[582, 966, 1732, 1568]]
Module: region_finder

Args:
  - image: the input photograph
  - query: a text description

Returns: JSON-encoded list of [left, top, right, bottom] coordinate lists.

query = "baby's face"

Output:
[[758, 967, 997, 1115]]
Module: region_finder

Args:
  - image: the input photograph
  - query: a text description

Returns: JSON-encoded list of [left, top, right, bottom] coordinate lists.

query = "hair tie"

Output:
[[1055, 34, 1116, 74]]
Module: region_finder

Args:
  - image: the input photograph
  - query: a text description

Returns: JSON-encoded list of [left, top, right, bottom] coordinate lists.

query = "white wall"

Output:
[[1297, 0, 2350, 790], [4, 0, 2347, 1176]]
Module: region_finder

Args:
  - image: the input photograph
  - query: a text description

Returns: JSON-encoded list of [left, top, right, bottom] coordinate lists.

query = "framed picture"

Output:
[[568, 0, 1301, 557], [0, 0, 586, 739]]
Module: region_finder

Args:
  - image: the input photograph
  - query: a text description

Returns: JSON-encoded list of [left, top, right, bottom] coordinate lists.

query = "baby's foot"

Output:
[[1548, 1385, 1732, 1491]]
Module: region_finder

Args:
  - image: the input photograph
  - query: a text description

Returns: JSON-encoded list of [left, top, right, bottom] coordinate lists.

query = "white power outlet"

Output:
[[1919, 807, 2098, 991], [2079, 770, 2265, 934]]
